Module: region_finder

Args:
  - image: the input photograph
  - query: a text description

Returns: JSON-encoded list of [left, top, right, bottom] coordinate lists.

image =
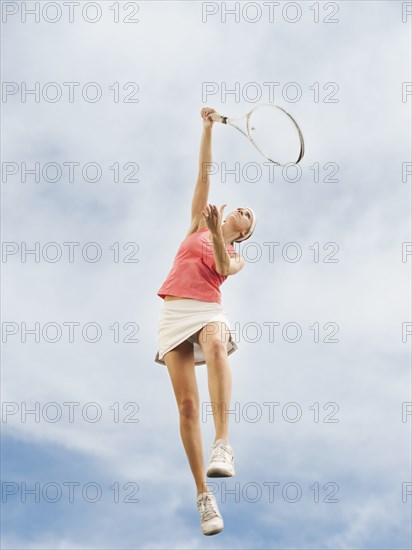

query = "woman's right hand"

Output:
[[201, 107, 216, 128]]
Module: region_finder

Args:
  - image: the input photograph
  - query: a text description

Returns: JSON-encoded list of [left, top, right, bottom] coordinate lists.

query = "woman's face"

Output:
[[225, 208, 252, 234]]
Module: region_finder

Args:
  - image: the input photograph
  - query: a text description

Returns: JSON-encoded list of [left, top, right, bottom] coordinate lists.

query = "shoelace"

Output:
[[211, 444, 232, 463], [198, 494, 220, 522]]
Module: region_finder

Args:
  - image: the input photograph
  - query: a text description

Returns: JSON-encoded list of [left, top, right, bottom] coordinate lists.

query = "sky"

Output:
[[1, 1, 411, 549]]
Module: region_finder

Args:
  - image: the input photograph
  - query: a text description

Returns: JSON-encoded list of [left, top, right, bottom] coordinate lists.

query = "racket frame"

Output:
[[210, 103, 305, 166]]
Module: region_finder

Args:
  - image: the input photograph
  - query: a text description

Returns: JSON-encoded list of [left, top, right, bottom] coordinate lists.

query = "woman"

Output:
[[154, 107, 257, 536]]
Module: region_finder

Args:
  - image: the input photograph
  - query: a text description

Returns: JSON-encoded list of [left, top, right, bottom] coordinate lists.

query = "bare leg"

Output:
[[199, 322, 232, 443], [164, 340, 208, 496]]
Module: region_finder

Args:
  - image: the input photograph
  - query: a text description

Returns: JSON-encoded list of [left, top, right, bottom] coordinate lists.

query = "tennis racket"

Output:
[[210, 103, 305, 166]]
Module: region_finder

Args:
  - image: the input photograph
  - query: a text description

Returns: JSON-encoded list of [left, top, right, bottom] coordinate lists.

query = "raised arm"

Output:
[[191, 107, 216, 221]]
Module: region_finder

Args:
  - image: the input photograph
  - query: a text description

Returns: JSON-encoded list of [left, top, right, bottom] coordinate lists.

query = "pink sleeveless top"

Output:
[[157, 228, 236, 304]]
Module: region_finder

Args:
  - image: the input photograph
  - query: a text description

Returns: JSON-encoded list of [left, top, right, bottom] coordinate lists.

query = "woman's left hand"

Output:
[[202, 203, 227, 235]]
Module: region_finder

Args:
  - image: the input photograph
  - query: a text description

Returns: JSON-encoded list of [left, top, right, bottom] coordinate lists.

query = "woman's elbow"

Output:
[[225, 262, 245, 277]]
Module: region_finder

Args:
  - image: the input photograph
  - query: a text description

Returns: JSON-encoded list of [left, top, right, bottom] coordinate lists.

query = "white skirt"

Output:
[[154, 298, 238, 366]]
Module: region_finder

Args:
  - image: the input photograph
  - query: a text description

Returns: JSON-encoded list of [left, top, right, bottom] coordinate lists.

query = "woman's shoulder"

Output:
[[184, 218, 208, 240]]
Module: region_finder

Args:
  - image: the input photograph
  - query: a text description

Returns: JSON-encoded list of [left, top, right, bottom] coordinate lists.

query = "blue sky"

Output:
[[1, 1, 411, 548]]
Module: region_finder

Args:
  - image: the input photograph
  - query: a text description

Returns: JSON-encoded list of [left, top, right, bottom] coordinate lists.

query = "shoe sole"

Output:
[[203, 525, 224, 536], [206, 464, 235, 477]]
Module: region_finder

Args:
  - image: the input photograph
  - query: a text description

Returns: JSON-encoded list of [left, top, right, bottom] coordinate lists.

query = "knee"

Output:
[[205, 339, 227, 363], [178, 398, 199, 420]]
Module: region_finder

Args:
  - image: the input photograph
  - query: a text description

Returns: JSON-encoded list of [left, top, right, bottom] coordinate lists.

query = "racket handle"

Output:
[[209, 112, 228, 124]]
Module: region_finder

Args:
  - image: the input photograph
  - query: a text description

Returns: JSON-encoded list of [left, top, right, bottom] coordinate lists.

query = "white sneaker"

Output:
[[196, 491, 224, 536], [206, 438, 235, 477]]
